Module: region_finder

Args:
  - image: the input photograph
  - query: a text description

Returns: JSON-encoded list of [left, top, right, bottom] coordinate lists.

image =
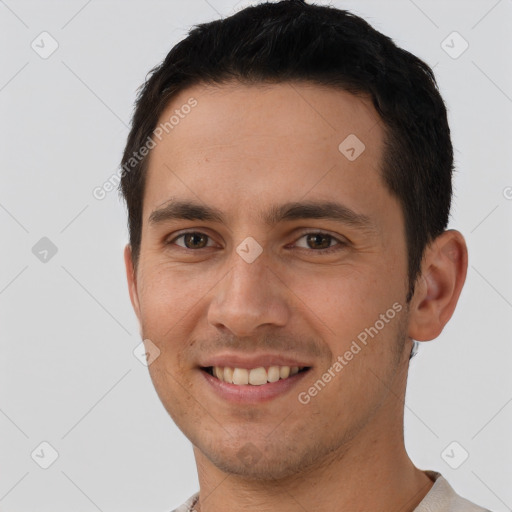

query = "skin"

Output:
[[124, 81, 468, 512]]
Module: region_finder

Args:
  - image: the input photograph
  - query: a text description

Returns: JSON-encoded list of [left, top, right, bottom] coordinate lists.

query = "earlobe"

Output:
[[124, 244, 141, 324], [408, 230, 468, 342]]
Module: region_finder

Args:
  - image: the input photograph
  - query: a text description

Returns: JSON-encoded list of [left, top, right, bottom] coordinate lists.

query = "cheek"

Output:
[[288, 265, 400, 341], [136, 273, 194, 373], [138, 263, 212, 331]]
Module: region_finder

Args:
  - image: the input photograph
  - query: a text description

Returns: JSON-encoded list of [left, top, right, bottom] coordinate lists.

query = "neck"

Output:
[[192, 365, 434, 512]]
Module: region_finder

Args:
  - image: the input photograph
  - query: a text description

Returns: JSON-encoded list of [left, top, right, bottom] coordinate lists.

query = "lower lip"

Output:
[[200, 369, 310, 403]]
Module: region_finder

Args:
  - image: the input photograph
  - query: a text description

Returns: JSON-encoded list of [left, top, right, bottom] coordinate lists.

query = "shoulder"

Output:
[[414, 471, 492, 512], [169, 492, 199, 512]]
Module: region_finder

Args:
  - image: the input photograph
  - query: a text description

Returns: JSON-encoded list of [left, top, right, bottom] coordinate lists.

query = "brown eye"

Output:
[[305, 233, 332, 250], [172, 232, 211, 249], [295, 232, 340, 251]]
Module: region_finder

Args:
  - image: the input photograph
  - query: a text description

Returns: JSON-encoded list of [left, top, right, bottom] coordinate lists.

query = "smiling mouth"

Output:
[[202, 365, 310, 385]]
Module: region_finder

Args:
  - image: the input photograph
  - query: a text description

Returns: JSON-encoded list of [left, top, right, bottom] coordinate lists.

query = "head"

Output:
[[120, 0, 453, 303], [120, 0, 467, 481]]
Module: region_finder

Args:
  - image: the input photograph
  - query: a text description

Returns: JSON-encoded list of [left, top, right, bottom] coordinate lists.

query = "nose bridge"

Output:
[[223, 248, 273, 310], [230, 250, 270, 300], [208, 244, 289, 335]]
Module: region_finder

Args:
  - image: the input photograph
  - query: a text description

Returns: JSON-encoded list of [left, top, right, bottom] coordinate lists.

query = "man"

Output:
[[119, 1, 491, 510]]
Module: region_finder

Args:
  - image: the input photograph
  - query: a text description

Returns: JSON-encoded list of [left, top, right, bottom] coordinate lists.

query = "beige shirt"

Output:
[[171, 471, 491, 512]]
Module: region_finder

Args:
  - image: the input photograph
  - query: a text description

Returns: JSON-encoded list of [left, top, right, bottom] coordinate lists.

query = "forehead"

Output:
[[152, 80, 382, 156], [143, 81, 391, 226]]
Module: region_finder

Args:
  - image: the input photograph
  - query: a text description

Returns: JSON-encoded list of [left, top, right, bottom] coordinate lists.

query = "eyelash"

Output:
[[166, 230, 347, 254]]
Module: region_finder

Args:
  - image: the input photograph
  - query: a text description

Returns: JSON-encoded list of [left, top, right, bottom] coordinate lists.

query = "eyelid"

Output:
[[292, 229, 348, 251], [166, 230, 219, 248]]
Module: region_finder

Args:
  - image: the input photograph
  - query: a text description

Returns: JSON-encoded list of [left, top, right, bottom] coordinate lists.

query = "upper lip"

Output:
[[199, 352, 312, 369]]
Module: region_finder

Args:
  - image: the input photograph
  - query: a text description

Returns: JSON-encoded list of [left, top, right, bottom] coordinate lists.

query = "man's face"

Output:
[[126, 81, 413, 479]]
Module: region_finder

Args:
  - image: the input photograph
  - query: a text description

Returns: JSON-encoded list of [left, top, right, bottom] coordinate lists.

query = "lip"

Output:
[[198, 352, 312, 369], [200, 366, 310, 403]]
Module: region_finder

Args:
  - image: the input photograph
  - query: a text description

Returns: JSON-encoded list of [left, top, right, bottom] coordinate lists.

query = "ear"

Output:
[[124, 244, 142, 325], [408, 230, 468, 341]]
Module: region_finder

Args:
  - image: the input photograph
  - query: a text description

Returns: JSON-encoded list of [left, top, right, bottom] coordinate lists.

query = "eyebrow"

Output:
[[148, 199, 375, 230]]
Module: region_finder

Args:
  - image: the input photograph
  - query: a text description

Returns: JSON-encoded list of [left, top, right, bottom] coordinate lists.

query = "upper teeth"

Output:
[[212, 366, 303, 385]]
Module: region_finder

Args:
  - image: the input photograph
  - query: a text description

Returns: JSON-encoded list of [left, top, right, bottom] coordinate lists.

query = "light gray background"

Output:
[[1, 0, 511, 510]]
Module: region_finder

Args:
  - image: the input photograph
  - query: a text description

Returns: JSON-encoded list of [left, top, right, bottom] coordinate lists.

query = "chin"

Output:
[[196, 437, 330, 482], [211, 455, 304, 481]]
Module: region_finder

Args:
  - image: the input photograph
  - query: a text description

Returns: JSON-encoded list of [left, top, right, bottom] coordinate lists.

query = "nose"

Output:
[[207, 251, 290, 338]]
